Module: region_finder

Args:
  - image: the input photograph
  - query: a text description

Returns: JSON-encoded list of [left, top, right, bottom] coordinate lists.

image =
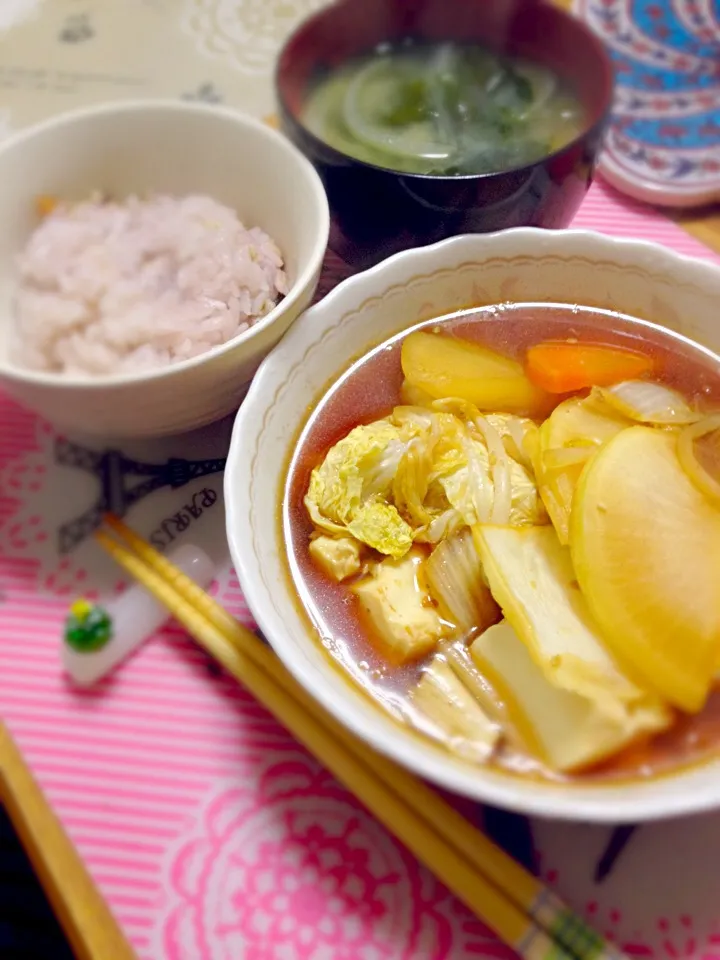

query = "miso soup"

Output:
[[284, 304, 720, 783], [302, 40, 586, 176]]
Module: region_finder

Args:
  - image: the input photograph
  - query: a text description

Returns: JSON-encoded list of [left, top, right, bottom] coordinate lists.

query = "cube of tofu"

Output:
[[472, 621, 669, 773], [411, 654, 499, 763], [309, 534, 363, 582], [352, 550, 448, 665]]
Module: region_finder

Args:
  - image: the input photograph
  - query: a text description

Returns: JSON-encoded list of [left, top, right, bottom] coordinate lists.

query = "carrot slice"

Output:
[[35, 195, 59, 217], [525, 342, 654, 394]]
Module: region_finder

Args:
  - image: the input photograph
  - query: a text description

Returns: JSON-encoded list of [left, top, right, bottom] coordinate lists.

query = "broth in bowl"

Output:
[[284, 304, 720, 784], [303, 39, 586, 177]]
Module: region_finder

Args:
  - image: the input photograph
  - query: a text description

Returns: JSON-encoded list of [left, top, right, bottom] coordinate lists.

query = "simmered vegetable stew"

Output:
[[284, 304, 720, 782]]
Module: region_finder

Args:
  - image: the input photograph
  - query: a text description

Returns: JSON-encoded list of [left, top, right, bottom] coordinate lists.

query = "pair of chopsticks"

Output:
[[0, 720, 137, 960], [97, 514, 624, 960]]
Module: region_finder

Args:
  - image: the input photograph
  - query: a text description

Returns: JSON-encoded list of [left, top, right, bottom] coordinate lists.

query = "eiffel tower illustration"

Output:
[[55, 437, 226, 554]]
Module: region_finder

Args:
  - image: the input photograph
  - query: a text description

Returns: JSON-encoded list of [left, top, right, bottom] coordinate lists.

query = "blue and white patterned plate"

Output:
[[575, 0, 720, 207]]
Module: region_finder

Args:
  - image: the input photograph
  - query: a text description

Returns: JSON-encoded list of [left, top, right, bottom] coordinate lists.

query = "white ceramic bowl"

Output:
[[0, 100, 329, 438], [226, 228, 720, 822]]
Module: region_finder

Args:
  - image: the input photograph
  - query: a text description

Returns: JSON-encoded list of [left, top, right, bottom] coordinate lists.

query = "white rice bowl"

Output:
[[0, 100, 329, 438], [12, 193, 288, 376]]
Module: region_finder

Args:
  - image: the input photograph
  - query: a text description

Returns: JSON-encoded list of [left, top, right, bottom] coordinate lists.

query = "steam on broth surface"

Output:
[[285, 305, 720, 783], [302, 40, 586, 176]]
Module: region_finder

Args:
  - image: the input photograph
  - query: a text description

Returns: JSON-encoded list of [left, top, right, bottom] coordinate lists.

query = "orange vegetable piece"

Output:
[[36, 195, 59, 217], [525, 342, 654, 394]]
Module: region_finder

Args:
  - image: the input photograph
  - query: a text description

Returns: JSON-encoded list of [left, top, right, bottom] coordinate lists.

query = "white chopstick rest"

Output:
[[62, 542, 215, 687]]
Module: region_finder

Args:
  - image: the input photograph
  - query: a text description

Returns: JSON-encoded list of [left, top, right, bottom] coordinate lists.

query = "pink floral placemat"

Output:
[[3, 179, 720, 960]]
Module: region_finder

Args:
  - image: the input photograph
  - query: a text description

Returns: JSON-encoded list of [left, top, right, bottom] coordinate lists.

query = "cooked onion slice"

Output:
[[541, 446, 595, 471], [593, 380, 701, 425], [499, 415, 536, 472], [474, 415, 512, 525], [677, 415, 720, 508], [442, 640, 511, 732], [410, 653, 500, 762], [343, 59, 452, 161]]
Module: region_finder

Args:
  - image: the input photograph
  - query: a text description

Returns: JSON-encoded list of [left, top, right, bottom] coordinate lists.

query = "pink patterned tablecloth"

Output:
[[3, 180, 720, 960]]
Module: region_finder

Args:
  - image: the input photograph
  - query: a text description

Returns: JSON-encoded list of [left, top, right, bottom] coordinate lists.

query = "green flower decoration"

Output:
[[64, 598, 113, 653]]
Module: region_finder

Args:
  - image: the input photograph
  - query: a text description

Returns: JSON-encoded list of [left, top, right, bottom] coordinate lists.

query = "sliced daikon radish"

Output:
[[571, 426, 720, 712]]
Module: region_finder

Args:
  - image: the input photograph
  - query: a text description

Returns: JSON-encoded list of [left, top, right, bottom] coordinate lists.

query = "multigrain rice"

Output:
[[11, 193, 288, 377]]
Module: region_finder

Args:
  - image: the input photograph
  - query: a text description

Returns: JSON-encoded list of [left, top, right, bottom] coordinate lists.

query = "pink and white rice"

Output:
[[12, 194, 288, 376]]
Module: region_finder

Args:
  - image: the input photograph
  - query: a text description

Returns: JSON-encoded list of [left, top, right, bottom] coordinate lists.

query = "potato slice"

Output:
[[411, 654, 500, 762], [401, 331, 551, 416], [571, 426, 720, 713], [352, 549, 448, 664], [399, 378, 435, 408]]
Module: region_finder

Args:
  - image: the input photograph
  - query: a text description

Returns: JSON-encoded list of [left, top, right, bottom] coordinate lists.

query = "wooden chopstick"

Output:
[[101, 519, 555, 918], [98, 515, 625, 960], [0, 721, 137, 960]]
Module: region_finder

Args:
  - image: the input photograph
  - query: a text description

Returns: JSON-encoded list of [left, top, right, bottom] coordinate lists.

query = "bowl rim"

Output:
[[274, 0, 615, 183], [225, 227, 720, 823], [0, 98, 330, 389]]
